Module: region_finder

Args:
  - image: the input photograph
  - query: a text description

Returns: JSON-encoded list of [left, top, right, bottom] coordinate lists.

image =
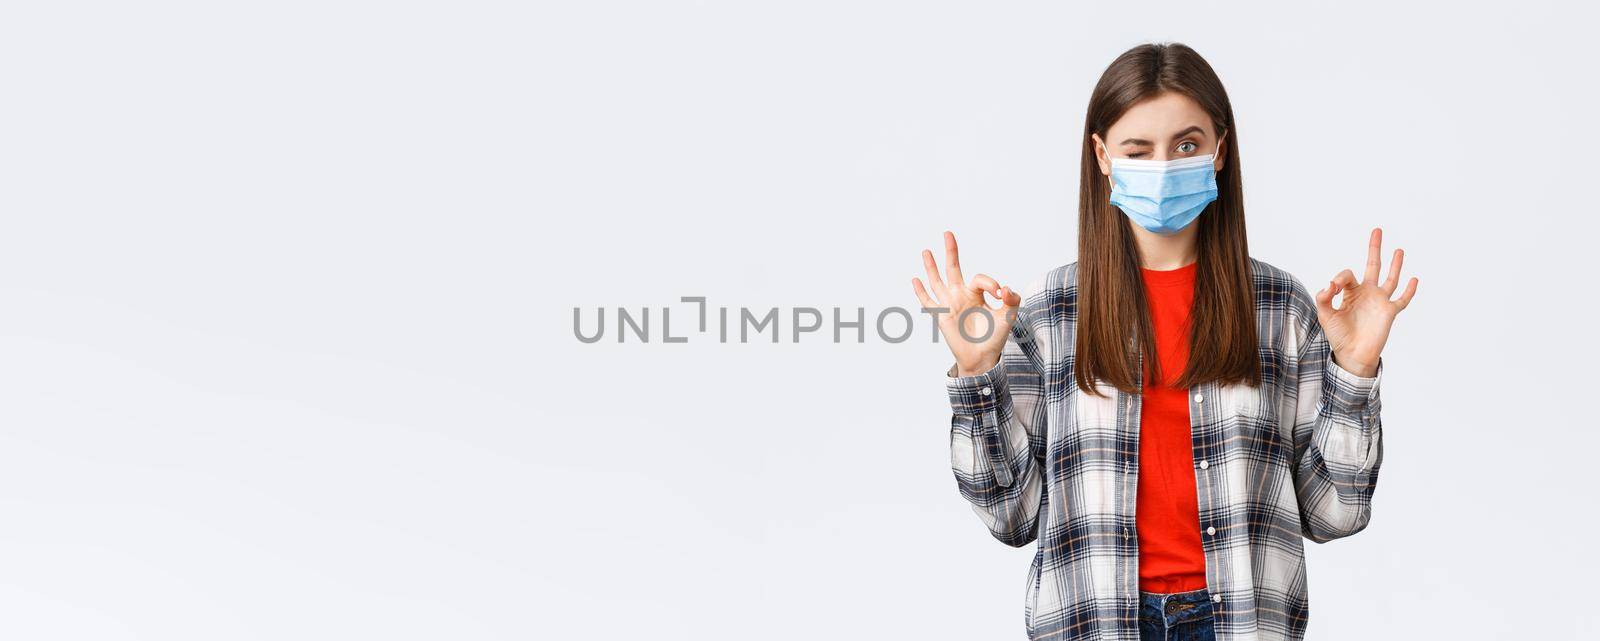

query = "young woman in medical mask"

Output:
[[911, 42, 1418, 641]]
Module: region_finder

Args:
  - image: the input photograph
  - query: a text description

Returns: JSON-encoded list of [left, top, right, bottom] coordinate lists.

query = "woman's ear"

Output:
[[1092, 134, 1111, 176]]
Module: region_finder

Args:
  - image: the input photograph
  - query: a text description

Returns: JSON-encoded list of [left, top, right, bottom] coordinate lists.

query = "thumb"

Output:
[[1314, 280, 1339, 319], [996, 286, 1023, 327], [1000, 286, 1022, 308]]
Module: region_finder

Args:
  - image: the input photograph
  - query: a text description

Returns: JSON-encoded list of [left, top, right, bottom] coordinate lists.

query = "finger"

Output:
[[971, 273, 1003, 305], [1000, 285, 1022, 308], [921, 249, 947, 301], [944, 231, 966, 289], [1331, 269, 1358, 300], [1314, 278, 1338, 317], [1394, 276, 1419, 311], [996, 286, 1022, 325], [1322, 270, 1357, 312], [911, 277, 939, 310], [1363, 227, 1382, 284], [1381, 248, 1404, 295]]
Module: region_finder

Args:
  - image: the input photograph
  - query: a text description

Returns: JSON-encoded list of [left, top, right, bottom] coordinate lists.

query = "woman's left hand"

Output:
[[1315, 227, 1419, 378]]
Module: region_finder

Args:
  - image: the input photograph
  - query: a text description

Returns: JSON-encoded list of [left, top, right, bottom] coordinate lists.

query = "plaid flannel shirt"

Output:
[[946, 257, 1383, 641]]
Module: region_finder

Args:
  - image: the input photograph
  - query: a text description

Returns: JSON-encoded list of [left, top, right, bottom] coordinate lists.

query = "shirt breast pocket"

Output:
[[1218, 380, 1287, 453]]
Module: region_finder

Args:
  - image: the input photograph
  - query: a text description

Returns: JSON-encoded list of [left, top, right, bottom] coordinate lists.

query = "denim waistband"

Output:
[[1139, 587, 1215, 627]]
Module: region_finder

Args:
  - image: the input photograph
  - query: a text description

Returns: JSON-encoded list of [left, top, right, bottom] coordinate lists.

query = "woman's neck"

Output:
[[1130, 223, 1200, 270]]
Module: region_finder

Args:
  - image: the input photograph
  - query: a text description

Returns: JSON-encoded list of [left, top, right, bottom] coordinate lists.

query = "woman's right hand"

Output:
[[911, 231, 1023, 377]]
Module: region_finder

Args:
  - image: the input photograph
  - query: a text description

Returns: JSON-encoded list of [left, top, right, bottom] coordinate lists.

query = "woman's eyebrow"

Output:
[[1170, 125, 1206, 140]]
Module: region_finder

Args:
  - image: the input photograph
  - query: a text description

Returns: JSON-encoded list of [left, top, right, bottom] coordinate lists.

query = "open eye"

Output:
[[1176, 141, 1198, 154]]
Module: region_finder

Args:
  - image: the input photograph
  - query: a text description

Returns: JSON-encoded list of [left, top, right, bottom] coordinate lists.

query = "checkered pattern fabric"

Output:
[[947, 257, 1383, 640]]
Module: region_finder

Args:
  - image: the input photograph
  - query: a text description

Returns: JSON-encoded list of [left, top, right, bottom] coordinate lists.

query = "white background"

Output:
[[2, 1, 1595, 639]]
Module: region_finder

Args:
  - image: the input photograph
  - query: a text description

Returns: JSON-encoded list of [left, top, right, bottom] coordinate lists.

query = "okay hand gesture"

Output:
[[1316, 227, 1419, 378], [911, 231, 1023, 377]]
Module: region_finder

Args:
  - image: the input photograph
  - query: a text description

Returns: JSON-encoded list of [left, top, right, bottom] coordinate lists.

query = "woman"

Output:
[[911, 43, 1417, 641]]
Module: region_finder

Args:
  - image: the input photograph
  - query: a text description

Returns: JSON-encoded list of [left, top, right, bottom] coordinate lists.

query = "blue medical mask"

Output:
[[1107, 152, 1219, 235]]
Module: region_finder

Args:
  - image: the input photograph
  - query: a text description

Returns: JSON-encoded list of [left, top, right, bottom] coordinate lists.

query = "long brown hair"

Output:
[[1074, 42, 1260, 397]]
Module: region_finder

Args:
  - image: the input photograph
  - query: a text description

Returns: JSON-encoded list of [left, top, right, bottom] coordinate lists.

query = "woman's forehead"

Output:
[[1107, 93, 1214, 141]]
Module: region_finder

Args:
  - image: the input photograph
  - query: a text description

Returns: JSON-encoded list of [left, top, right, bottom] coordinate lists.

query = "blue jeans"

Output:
[[1138, 588, 1216, 641]]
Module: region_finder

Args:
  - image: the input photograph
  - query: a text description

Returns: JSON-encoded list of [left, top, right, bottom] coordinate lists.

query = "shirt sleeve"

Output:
[[946, 273, 1050, 548], [1287, 277, 1385, 544]]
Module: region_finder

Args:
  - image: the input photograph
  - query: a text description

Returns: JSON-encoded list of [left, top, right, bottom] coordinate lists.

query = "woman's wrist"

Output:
[[957, 356, 1000, 378]]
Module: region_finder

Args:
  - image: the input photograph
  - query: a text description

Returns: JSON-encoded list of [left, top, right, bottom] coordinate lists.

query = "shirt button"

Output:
[[1206, 526, 1217, 536], [979, 386, 992, 396], [1199, 460, 1209, 470], [1193, 393, 1204, 403], [1212, 594, 1223, 603]]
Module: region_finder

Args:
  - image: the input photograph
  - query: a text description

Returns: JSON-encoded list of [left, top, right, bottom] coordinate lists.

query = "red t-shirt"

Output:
[[1135, 260, 1208, 593]]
